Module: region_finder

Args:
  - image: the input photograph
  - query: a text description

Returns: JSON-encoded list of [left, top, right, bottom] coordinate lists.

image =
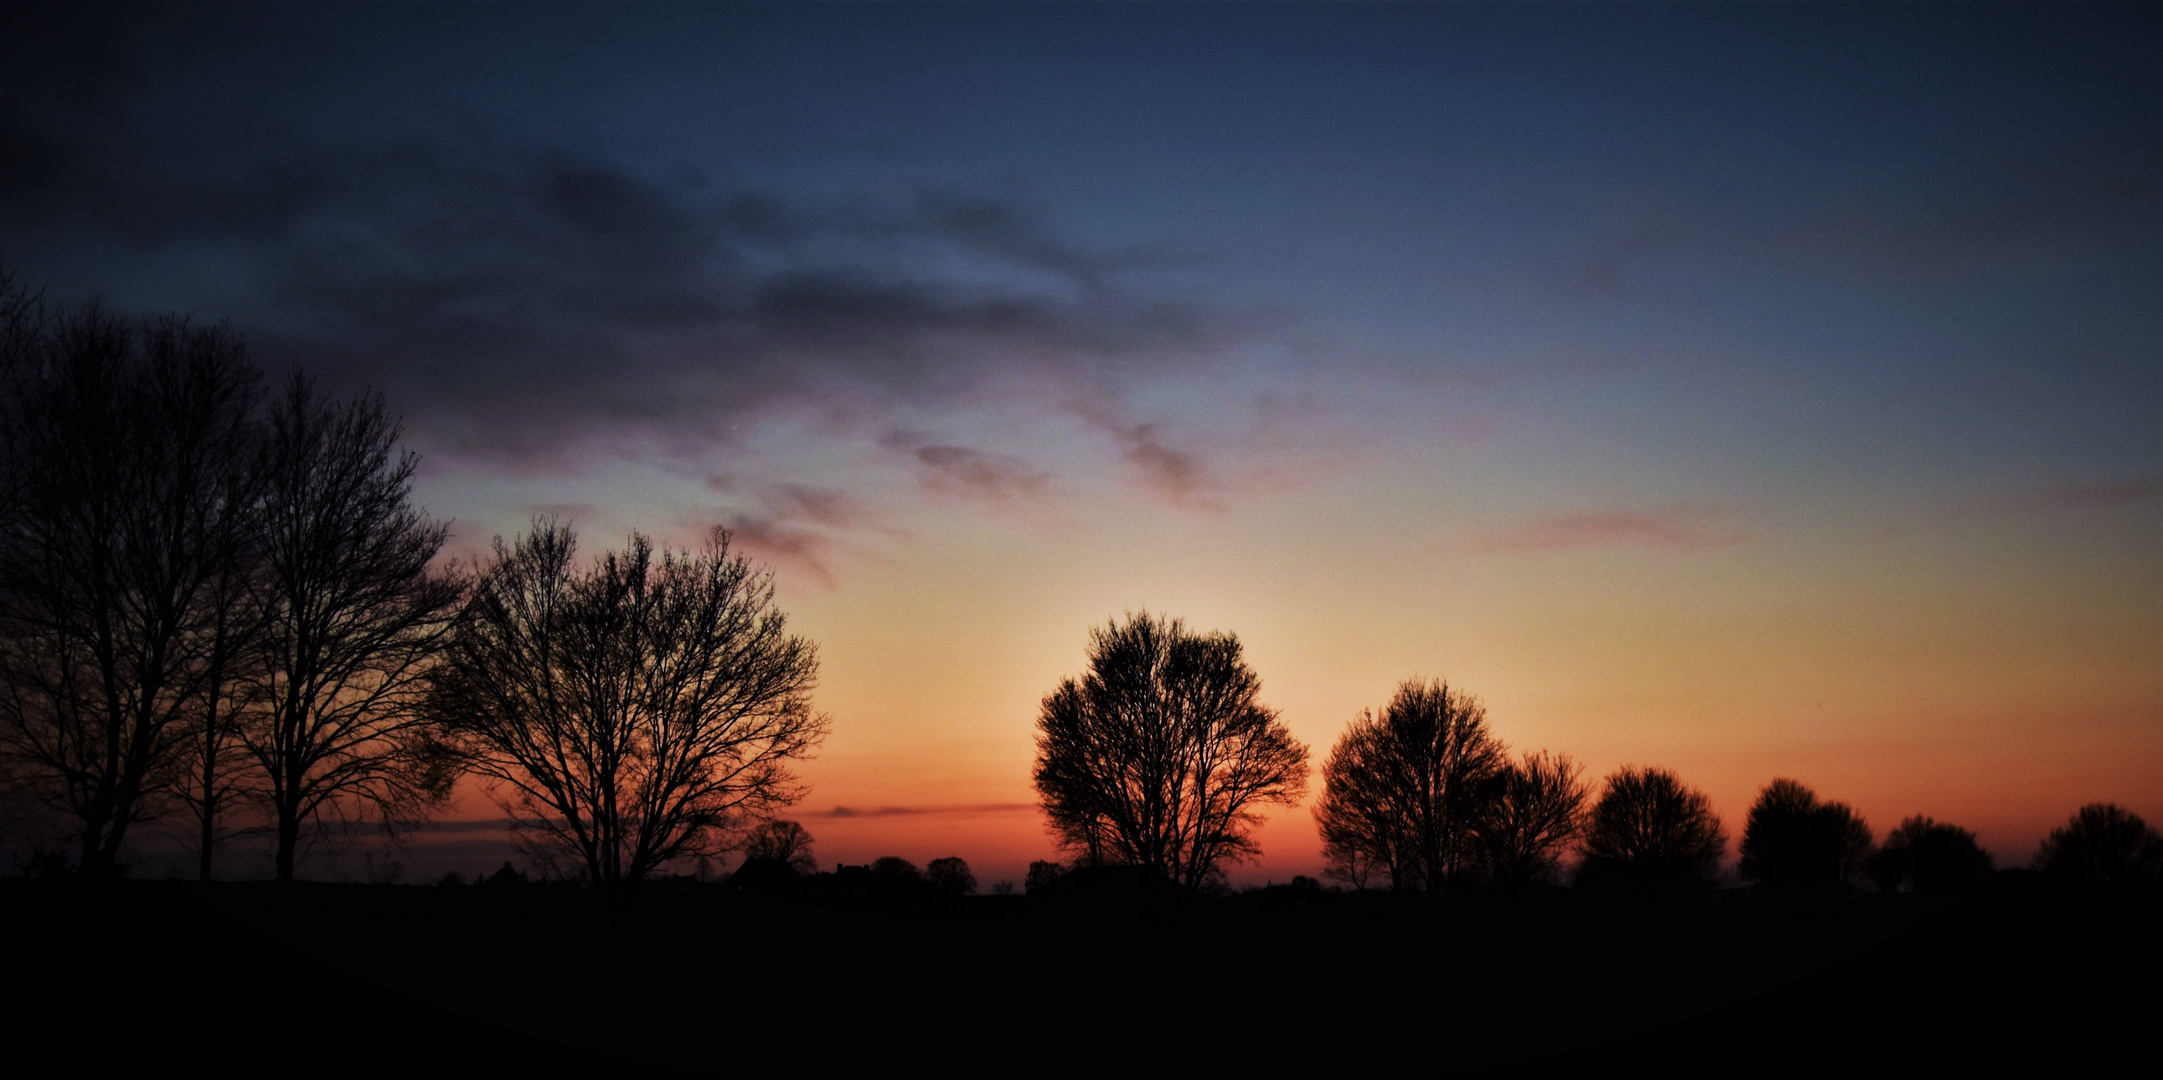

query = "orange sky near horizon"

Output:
[[412, 448, 2163, 889]]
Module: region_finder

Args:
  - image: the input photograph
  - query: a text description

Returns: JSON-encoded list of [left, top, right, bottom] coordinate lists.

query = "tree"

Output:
[[1313, 679, 1506, 892], [1477, 751, 1589, 886], [427, 519, 827, 884], [1032, 612, 1308, 889], [1577, 767, 1727, 888], [926, 855, 977, 896], [2034, 803, 2163, 887], [0, 284, 267, 878], [1738, 778, 1873, 892], [1866, 815, 1992, 894], [743, 819, 818, 876], [872, 856, 921, 880], [242, 376, 462, 882], [1024, 859, 1067, 893]]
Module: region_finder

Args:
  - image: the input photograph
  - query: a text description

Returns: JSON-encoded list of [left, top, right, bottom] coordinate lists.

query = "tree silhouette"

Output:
[[872, 856, 921, 880], [1866, 815, 1992, 894], [1477, 751, 1588, 886], [1032, 612, 1308, 889], [743, 819, 818, 876], [242, 376, 461, 882], [1313, 679, 1506, 892], [1577, 766, 1726, 888], [926, 856, 977, 896], [427, 519, 826, 884], [2034, 803, 2163, 887], [1738, 778, 1872, 892], [0, 283, 267, 878], [1024, 859, 1067, 893]]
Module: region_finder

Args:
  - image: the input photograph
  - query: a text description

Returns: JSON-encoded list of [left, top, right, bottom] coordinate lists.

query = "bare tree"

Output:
[[1313, 679, 1506, 892], [1577, 766, 1727, 888], [1738, 778, 1873, 892], [743, 819, 818, 876], [242, 376, 461, 882], [426, 519, 827, 884], [1477, 750, 1588, 886], [1032, 612, 1308, 889], [0, 285, 266, 878]]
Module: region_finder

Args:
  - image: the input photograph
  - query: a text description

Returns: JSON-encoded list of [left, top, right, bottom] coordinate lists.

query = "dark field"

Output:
[[11, 875, 2155, 1073]]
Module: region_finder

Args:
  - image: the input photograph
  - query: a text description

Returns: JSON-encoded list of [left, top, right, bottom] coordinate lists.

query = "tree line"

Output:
[[5, 275, 2154, 894], [0, 275, 826, 882], [1031, 611, 2163, 895]]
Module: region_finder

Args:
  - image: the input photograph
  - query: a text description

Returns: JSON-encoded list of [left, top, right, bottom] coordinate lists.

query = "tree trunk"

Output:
[[275, 809, 299, 882]]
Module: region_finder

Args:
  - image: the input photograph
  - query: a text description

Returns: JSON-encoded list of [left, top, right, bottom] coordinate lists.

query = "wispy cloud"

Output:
[[2020, 476, 2163, 511], [522, 501, 599, 522], [1475, 504, 1754, 554], [1884, 474, 2163, 539], [814, 803, 1039, 819], [1114, 422, 1223, 512], [880, 429, 1054, 504], [689, 477, 908, 587]]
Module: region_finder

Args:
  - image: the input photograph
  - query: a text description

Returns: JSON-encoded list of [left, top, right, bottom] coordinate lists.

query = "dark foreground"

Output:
[[10, 874, 2156, 1073]]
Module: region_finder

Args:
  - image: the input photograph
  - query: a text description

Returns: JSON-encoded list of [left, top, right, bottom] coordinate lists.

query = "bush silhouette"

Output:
[[1738, 778, 1872, 892], [1025, 860, 1068, 893], [872, 856, 921, 880], [1866, 816, 1992, 893], [926, 856, 977, 896], [2035, 803, 2163, 887]]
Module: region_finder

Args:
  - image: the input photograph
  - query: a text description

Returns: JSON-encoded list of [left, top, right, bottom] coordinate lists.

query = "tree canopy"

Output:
[[1738, 778, 1873, 892], [1314, 679, 1507, 892], [2035, 803, 2163, 887], [428, 520, 826, 884], [0, 290, 267, 878], [1578, 766, 1727, 889], [1867, 816, 1992, 894], [1032, 612, 1308, 889]]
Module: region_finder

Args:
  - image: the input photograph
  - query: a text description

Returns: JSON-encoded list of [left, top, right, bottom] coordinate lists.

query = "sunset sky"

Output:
[[5, 3, 2158, 885]]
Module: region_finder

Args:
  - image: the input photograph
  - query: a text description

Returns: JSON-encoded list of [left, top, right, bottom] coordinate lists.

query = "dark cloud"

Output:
[[415, 818, 520, 835], [0, 81, 1249, 474], [887, 192, 1176, 292]]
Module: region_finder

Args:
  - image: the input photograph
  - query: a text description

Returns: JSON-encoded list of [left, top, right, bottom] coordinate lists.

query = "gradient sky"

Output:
[[5, 3, 2159, 885]]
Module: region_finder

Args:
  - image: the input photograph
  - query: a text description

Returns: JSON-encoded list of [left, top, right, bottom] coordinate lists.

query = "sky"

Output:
[[4, 2, 2159, 885]]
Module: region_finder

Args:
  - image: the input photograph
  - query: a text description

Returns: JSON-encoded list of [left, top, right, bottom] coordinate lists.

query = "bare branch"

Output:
[[427, 520, 828, 884], [1032, 611, 1307, 889]]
